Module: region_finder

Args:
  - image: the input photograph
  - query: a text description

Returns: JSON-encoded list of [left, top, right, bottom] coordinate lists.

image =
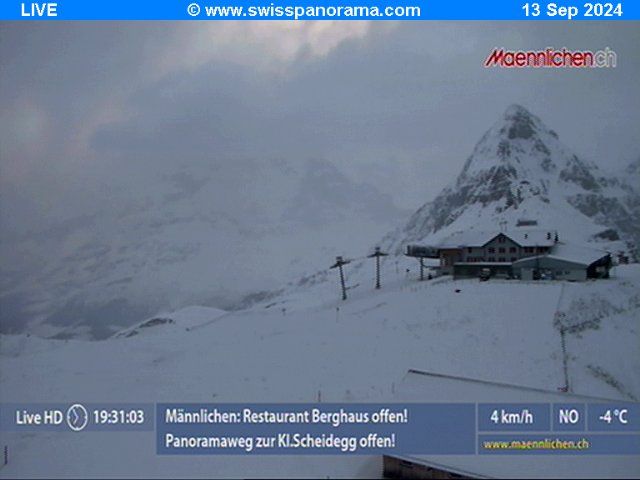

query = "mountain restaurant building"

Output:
[[405, 230, 611, 281]]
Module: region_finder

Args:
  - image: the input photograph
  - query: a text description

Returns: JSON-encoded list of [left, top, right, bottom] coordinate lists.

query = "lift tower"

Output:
[[367, 247, 388, 289], [405, 245, 438, 281], [330, 256, 351, 301]]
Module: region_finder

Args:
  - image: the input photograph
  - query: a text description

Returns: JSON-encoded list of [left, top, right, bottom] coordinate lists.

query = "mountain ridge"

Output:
[[385, 104, 639, 258]]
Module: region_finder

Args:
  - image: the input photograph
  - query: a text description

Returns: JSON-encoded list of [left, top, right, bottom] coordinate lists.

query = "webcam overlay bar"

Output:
[[1, 1, 639, 21], [1, 402, 639, 455]]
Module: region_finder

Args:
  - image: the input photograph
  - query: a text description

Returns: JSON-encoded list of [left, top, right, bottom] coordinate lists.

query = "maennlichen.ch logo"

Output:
[[484, 47, 617, 68]]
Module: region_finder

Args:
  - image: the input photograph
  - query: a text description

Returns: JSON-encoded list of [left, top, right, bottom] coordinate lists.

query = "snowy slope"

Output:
[[113, 306, 229, 338], [1, 264, 639, 478], [0, 158, 405, 340]]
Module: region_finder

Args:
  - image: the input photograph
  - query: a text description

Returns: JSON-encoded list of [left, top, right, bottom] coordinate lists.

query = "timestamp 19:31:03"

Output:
[[93, 408, 146, 425]]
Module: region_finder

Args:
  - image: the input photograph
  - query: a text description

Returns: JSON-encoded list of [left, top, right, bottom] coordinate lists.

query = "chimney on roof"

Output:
[[524, 233, 528, 239], [555, 231, 559, 243], [547, 232, 552, 240]]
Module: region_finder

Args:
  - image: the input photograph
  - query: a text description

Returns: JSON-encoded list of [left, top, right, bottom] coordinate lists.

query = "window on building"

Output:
[[525, 247, 534, 253], [499, 247, 506, 253], [510, 247, 517, 253], [468, 247, 472, 253], [498, 236, 506, 243], [488, 257, 495, 262], [488, 247, 495, 253], [511, 257, 517, 262], [499, 257, 506, 262]]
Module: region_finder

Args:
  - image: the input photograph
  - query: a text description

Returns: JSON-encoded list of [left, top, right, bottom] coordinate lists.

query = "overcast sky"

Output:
[[1, 22, 639, 236]]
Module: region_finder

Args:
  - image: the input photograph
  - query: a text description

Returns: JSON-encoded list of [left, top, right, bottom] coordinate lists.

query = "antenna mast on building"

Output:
[[367, 247, 388, 289], [330, 256, 351, 301]]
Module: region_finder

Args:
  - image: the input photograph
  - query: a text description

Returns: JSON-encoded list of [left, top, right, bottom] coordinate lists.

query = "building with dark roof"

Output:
[[406, 230, 611, 281]]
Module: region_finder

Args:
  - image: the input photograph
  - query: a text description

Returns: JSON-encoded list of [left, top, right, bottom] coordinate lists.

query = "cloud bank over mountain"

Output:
[[1, 23, 639, 337]]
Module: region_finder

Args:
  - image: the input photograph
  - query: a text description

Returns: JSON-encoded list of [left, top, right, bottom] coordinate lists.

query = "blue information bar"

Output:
[[1, 0, 639, 21], [3, 402, 639, 455], [156, 403, 476, 455]]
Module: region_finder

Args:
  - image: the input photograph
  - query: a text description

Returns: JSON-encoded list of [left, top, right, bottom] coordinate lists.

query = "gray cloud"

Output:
[[2, 22, 639, 223]]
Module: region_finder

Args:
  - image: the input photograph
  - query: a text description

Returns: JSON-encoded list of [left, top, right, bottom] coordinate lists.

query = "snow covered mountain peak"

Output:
[[391, 105, 639, 256], [459, 103, 569, 184]]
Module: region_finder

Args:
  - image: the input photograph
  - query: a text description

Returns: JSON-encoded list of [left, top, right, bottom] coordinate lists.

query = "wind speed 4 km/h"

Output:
[[522, 3, 624, 20], [491, 409, 534, 425]]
